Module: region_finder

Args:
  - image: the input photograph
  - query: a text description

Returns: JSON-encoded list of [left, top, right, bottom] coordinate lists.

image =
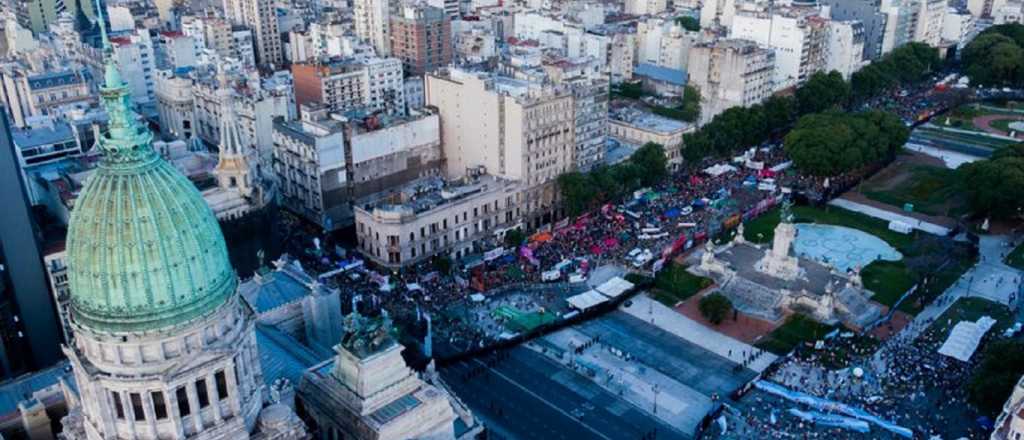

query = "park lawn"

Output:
[[651, 264, 713, 307], [1007, 243, 1024, 271], [743, 208, 781, 244], [755, 314, 838, 355], [924, 297, 1014, 343], [861, 165, 966, 217], [861, 260, 917, 308], [739, 205, 914, 251]]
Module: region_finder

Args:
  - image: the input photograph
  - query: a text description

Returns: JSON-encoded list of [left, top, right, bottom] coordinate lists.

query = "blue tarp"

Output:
[[664, 208, 682, 218], [755, 381, 913, 438], [634, 63, 688, 86]]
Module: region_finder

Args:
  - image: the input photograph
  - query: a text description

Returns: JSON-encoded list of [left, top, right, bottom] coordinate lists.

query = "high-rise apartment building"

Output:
[[16, 0, 105, 35], [730, 6, 828, 91], [818, 0, 890, 60], [292, 57, 406, 116], [389, 3, 452, 76], [825, 20, 866, 80], [225, 0, 283, 67], [0, 107, 63, 377], [687, 39, 775, 124], [110, 30, 157, 105], [355, 0, 396, 56], [425, 68, 574, 228]]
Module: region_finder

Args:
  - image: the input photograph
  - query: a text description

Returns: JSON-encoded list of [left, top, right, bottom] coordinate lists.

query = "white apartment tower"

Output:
[[355, 0, 395, 56], [425, 69, 574, 228], [730, 7, 828, 91], [825, 20, 866, 80], [687, 39, 775, 125], [226, 0, 283, 67]]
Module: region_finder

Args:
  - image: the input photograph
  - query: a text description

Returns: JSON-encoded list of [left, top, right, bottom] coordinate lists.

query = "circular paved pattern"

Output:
[[793, 224, 902, 272]]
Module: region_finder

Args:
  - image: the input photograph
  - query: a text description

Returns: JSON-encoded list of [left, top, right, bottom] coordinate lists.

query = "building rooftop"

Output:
[[27, 70, 86, 91], [11, 122, 76, 149], [358, 175, 514, 217], [634, 63, 688, 86], [611, 107, 691, 134]]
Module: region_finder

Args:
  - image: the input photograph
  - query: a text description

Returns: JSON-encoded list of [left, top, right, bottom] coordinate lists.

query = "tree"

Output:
[[676, 16, 700, 32], [680, 85, 701, 122], [699, 293, 733, 325], [962, 25, 1024, 86], [967, 340, 1024, 415], [958, 145, 1024, 219], [557, 172, 595, 216], [503, 228, 526, 248], [796, 71, 850, 115], [631, 142, 668, 186], [784, 111, 907, 176]]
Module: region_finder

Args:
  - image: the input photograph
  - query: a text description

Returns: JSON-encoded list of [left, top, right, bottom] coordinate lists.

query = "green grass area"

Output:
[[651, 264, 713, 307], [916, 126, 1018, 150], [740, 205, 917, 252], [924, 297, 1014, 343], [938, 103, 1024, 131], [738, 205, 977, 316], [1007, 243, 1024, 271], [861, 260, 917, 308], [899, 257, 976, 315], [743, 208, 781, 244], [492, 306, 558, 333], [861, 165, 966, 217], [755, 314, 838, 355], [989, 118, 1024, 134]]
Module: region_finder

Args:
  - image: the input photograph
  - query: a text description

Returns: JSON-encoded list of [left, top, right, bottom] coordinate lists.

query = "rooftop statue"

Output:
[[341, 310, 396, 358]]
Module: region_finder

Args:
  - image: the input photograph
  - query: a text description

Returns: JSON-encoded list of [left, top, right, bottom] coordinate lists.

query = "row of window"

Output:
[[110, 371, 230, 423]]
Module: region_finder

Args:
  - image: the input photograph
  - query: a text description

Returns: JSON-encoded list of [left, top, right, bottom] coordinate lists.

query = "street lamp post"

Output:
[[652, 384, 660, 415]]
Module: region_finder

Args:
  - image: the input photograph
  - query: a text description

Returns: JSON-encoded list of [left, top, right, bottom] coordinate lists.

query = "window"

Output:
[[152, 391, 168, 419], [130, 393, 146, 421], [196, 379, 210, 408], [112, 392, 125, 420], [215, 371, 229, 400], [176, 387, 191, 416]]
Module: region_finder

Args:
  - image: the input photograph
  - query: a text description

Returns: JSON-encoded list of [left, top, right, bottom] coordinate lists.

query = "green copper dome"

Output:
[[65, 28, 236, 333]]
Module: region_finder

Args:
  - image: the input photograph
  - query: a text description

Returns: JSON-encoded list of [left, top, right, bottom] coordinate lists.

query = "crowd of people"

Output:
[[258, 80, 974, 356]]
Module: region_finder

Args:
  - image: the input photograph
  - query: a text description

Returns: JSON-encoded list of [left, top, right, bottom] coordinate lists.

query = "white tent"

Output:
[[938, 316, 997, 362], [595, 277, 635, 298], [566, 290, 608, 311]]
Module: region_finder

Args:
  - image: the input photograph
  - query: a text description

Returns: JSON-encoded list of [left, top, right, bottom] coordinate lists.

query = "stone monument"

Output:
[[756, 198, 801, 280]]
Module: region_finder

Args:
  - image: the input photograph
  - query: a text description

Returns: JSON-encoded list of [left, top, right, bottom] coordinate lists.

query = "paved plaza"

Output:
[[793, 223, 902, 272], [621, 295, 778, 371]]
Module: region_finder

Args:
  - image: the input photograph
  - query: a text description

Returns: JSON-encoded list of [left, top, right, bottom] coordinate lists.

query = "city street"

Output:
[[441, 347, 690, 440]]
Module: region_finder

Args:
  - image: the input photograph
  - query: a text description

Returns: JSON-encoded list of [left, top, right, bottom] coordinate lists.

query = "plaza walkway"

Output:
[[873, 235, 1024, 363], [621, 295, 778, 372], [828, 198, 952, 236]]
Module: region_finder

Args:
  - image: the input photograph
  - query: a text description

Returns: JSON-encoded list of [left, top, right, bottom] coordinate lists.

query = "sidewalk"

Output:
[[621, 295, 778, 372], [828, 198, 951, 236], [873, 235, 1023, 364]]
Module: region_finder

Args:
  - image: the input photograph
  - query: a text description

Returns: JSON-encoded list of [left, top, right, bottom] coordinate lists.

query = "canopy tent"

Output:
[[566, 290, 608, 311], [595, 277, 635, 298], [530, 232, 553, 243], [938, 316, 997, 362], [469, 293, 486, 302]]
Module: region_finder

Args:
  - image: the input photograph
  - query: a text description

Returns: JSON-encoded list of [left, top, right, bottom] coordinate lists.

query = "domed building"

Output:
[[58, 12, 306, 440]]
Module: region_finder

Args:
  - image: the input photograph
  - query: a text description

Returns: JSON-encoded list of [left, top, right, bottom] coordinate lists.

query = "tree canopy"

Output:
[[850, 42, 940, 101], [699, 293, 733, 325], [967, 340, 1024, 416], [558, 142, 668, 216], [784, 111, 908, 176], [958, 144, 1024, 219], [796, 71, 850, 115], [963, 24, 1024, 86], [676, 16, 700, 32]]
